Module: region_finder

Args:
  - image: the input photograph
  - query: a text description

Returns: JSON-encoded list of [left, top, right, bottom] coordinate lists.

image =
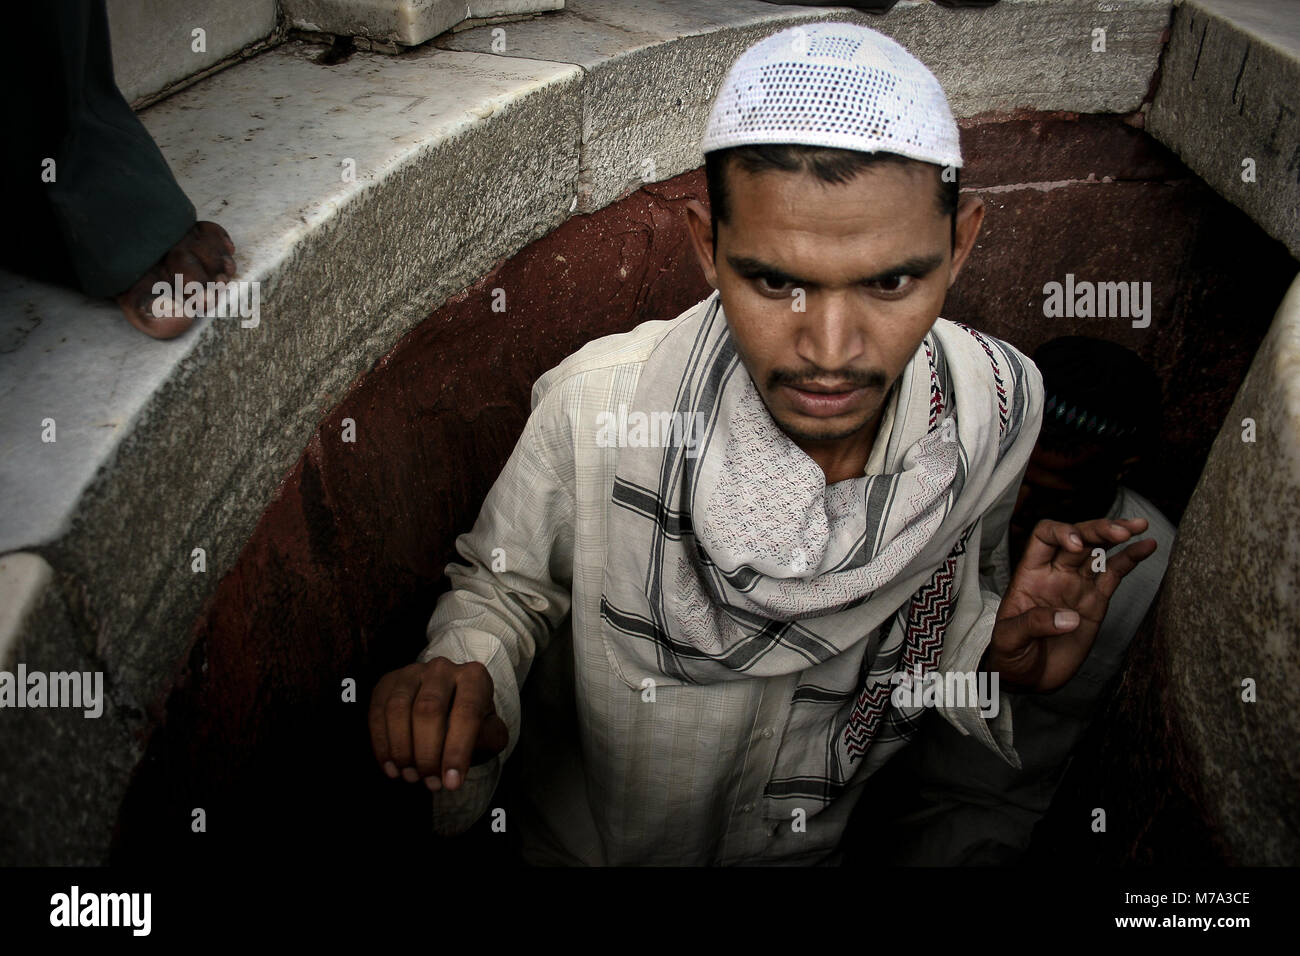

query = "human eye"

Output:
[[756, 273, 796, 296], [867, 274, 916, 296]]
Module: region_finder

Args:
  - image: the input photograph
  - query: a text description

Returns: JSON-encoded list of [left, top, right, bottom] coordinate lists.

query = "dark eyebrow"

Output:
[[726, 253, 946, 288]]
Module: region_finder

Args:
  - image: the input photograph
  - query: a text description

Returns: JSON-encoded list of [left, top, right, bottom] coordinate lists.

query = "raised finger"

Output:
[[1021, 519, 1090, 571], [1095, 537, 1159, 599], [1071, 517, 1148, 547]]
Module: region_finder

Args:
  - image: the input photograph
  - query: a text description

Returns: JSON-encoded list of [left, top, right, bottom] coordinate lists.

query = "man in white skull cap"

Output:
[[366, 21, 1157, 865]]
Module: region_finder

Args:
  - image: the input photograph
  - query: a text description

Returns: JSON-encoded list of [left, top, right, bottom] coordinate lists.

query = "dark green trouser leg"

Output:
[[1, 0, 196, 298]]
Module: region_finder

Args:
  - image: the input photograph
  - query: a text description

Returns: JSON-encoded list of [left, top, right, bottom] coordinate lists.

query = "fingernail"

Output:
[[444, 768, 461, 790], [1055, 610, 1079, 629], [383, 761, 398, 779], [425, 776, 442, 792], [1069, 533, 1082, 546], [401, 767, 419, 783]]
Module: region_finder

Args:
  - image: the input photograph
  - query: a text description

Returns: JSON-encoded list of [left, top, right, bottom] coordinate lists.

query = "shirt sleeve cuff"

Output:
[[933, 590, 1022, 771], [417, 630, 520, 835], [428, 755, 504, 837]]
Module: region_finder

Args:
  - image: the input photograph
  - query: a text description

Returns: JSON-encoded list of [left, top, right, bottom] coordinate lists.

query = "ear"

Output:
[[684, 199, 719, 289], [947, 195, 985, 289]]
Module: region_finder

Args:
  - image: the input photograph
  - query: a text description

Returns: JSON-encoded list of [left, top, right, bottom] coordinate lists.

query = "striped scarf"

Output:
[[600, 291, 1041, 817]]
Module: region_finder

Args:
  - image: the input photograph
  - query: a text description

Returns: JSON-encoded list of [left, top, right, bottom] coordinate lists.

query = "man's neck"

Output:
[[798, 399, 888, 486]]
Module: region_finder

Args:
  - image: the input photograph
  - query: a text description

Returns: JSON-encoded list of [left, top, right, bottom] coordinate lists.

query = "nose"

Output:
[[796, 292, 866, 371]]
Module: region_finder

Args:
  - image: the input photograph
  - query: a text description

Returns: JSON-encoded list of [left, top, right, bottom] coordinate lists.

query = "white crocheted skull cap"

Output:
[[700, 21, 962, 169]]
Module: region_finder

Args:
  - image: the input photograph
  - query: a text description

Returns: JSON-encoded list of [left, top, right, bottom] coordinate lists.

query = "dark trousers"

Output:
[[2, 0, 196, 297]]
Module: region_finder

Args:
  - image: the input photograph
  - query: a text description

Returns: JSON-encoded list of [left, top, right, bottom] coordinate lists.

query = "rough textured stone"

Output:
[[879, 0, 1171, 117], [440, 0, 1172, 211], [0, 554, 53, 671], [0, 275, 190, 555], [1148, 0, 1300, 260], [107, 0, 279, 105], [0, 41, 581, 863], [959, 112, 1184, 188], [283, 0, 564, 47], [0, 566, 142, 865], [70, 44, 581, 717], [1153, 273, 1300, 864], [1, 42, 582, 556]]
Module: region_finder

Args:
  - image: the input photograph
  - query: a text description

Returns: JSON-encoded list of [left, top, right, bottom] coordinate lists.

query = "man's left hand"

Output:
[[985, 517, 1157, 693]]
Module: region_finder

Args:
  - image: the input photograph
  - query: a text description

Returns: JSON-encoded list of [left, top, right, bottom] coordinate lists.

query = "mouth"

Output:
[[782, 383, 868, 418]]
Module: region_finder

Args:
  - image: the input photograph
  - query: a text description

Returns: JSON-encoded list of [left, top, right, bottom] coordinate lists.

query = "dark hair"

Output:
[[704, 144, 959, 253], [1031, 336, 1162, 462]]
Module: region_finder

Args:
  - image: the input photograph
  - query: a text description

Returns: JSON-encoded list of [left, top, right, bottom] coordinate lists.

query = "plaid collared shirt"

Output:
[[419, 298, 1019, 865]]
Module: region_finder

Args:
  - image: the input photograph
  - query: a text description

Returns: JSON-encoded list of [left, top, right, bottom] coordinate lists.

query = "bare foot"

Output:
[[114, 221, 237, 339]]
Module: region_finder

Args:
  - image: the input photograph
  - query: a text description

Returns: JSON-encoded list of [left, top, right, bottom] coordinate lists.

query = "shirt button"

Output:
[[761, 728, 774, 739], [741, 803, 754, 814]]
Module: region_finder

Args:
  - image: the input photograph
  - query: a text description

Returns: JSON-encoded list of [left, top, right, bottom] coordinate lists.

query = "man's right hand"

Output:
[[368, 658, 509, 792]]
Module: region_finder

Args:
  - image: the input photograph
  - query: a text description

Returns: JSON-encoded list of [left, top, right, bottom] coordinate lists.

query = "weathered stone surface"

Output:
[[1, 42, 581, 557], [1154, 273, 1300, 864], [440, 0, 1172, 211], [107, 0, 279, 105], [879, 0, 1171, 117], [0, 553, 53, 671], [959, 112, 1183, 188], [70, 44, 580, 716], [283, 0, 565, 47], [0, 41, 581, 862], [0, 566, 142, 865], [1148, 0, 1300, 260]]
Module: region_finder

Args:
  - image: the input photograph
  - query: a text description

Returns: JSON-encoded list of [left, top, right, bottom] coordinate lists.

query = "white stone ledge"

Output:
[[1148, 0, 1300, 260], [284, 0, 566, 47], [108, 0, 281, 106], [0, 41, 588, 753], [2, 40, 581, 557]]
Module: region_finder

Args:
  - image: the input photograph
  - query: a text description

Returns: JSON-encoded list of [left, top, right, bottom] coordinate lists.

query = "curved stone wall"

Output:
[[1158, 278, 1300, 864]]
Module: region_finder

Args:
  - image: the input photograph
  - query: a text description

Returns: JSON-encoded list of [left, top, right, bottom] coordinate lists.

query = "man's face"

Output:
[[687, 159, 977, 464]]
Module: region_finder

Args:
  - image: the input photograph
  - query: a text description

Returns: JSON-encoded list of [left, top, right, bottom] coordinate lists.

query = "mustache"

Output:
[[768, 367, 889, 390]]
